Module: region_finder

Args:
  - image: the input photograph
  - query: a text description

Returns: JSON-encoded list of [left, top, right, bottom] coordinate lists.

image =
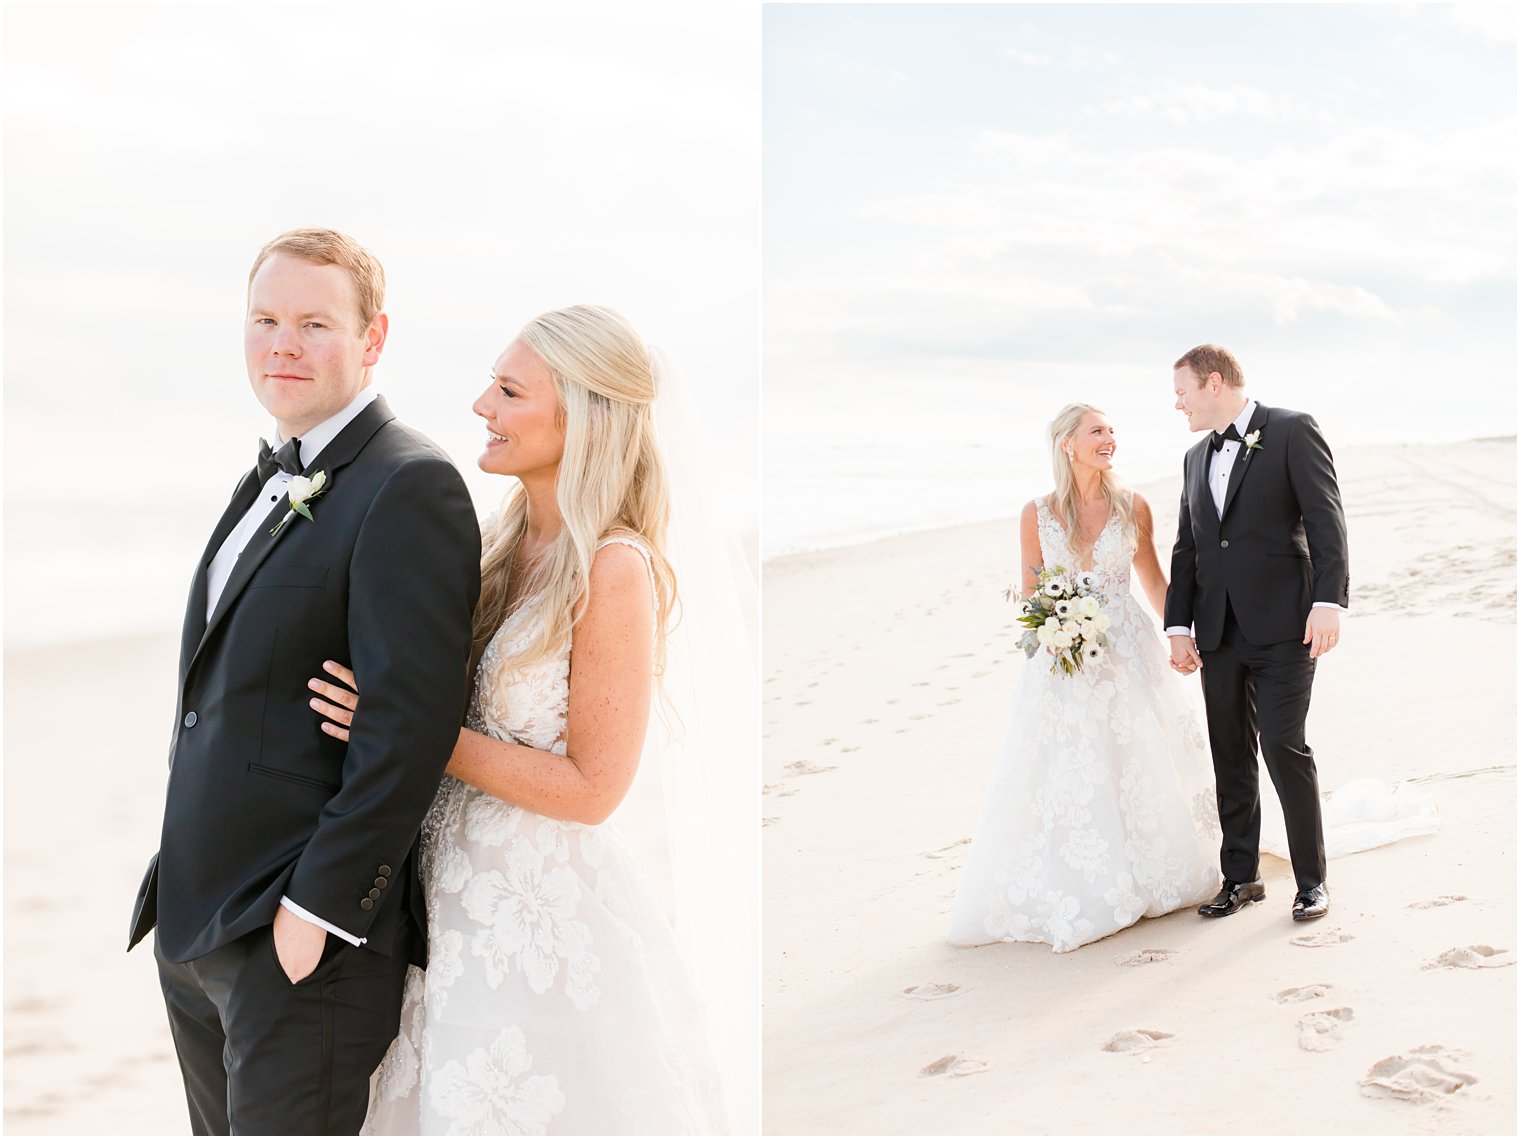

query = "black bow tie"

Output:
[[256, 437, 304, 482], [1210, 423, 1243, 453]]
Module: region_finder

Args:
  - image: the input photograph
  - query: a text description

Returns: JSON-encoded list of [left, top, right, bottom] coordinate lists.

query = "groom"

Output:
[[1163, 344, 1349, 923], [128, 228, 481, 1133]]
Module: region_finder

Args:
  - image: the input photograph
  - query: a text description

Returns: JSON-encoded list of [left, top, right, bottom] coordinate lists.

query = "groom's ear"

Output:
[[1207, 370, 1224, 393], [362, 312, 389, 367]]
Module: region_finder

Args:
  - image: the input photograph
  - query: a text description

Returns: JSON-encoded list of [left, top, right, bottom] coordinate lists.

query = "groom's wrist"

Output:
[[279, 896, 366, 946], [1163, 626, 1191, 638]]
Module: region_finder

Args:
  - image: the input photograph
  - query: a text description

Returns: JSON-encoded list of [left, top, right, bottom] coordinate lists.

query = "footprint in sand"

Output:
[[1360, 1045, 1478, 1101], [1274, 983, 1334, 1003], [1115, 949, 1176, 966], [761, 817, 778, 827], [1423, 945, 1515, 970], [821, 736, 837, 745], [925, 838, 970, 860], [938, 698, 961, 706], [909, 713, 932, 721], [919, 1054, 989, 1078], [784, 760, 836, 776], [1102, 1029, 1173, 1052], [1409, 895, 1468, 909], [1290, 928, 1354, 948], [902, 983, 963, 1001], [972, 670, 991, 678], [860, 717, 879, 724], [1296, 1007, 1354, 1051]]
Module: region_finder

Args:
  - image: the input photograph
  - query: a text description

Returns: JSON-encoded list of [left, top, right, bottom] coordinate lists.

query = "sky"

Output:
[[764, 2, 1517, 502], [4, 0, 758, 521]]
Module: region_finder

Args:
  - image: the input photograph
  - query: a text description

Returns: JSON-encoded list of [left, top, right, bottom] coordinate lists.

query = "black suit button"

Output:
[[374, 877, 388, 889], [368, 887, 382, 900], [183, 711, 198, 728], [377, 864, 392, 877], [360, 898, 374, 911], [1220, 540, 1230, 549]]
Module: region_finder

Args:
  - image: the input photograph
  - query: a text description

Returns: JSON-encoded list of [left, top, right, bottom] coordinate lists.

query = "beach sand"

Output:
[[762, 439, 1516, 1135], [4, 633, 186, 1133]]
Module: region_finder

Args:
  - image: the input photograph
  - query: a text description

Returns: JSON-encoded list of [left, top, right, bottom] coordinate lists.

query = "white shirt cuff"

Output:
[[1163, 626, 1191, 638], [1311, 602, 1345, 611], [279, 896, 366, 946]]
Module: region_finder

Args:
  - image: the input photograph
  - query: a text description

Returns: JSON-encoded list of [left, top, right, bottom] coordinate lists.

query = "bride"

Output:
[[306, 306, 729, 1133], [946, 402, 1220, 953]]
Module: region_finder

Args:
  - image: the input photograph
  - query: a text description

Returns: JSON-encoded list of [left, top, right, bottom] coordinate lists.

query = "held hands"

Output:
[[1304, 607, 1342, 659], [272, 903, 327, 985], [1168, 634, 1202, 675], [308, 661, 360, 741]]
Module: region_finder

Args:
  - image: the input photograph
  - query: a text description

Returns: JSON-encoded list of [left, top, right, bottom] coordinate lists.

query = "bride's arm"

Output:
[[309, 542, 655, 826], [1018, 500, 1041, 598], [1130, 493, 1169, 620]]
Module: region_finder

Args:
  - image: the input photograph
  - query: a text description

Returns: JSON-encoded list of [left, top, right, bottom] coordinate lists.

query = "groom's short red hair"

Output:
[[1174, 344, 1244, 388], [248, 227, 386, 329]]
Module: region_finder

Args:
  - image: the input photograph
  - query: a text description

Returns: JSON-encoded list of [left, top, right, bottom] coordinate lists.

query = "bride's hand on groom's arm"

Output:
[[308, 661, 359, 742]]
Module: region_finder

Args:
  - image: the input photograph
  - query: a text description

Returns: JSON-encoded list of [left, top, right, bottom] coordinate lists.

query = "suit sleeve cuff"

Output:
[[1311, 602, 1346, 611], [280, 896, 366, 946], [1163, 626, 1192, 638]]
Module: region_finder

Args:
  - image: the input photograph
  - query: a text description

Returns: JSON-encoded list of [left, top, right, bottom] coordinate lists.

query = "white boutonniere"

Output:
[[1242, 429, 1263, 458], [271, 470, 329, 535]]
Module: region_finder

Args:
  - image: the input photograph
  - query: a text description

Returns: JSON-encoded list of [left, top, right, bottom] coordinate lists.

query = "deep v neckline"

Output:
[[1043, 496, 1115, 573]]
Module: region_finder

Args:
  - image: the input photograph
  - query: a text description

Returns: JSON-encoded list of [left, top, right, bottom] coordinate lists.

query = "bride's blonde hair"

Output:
[[1048, 402, 1136, 560], [472, 305, 677, 678]]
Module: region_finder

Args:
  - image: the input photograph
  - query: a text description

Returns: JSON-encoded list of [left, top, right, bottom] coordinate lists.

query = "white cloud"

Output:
[[1097, 81, 1335, 125], [1448, 3, 1516, 42], [999, 48, 1052, 67]]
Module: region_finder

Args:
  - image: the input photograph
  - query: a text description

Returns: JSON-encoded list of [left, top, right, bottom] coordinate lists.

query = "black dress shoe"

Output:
[[1197, 879, 1266, 918], [1292, 884, 1330, 921]]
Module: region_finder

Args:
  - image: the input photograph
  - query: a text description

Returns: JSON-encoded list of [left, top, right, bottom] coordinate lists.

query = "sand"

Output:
[[4, 633, 186, 1133], [762, 439, 1516, 1135]]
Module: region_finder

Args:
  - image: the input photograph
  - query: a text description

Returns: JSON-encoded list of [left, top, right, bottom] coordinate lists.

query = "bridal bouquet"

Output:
[[1008, 566, 1112, 677]]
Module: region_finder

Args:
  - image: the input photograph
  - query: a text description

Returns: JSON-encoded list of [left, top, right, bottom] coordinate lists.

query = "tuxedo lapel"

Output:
[[1219, 402, 1271, 523], [1187, 437, 1216, 532], [179, 469, 262, 679], [188, 397, 398, 673]]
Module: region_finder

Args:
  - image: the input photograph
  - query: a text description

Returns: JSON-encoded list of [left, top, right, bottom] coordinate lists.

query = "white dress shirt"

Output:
[[204, 384, 380, 946], [1165, 399, 1342, 639]]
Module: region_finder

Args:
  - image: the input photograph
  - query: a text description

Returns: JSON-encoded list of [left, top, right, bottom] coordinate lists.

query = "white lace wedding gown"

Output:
[[363, 536, 727, 1135], [946, 498, 1221, 953]]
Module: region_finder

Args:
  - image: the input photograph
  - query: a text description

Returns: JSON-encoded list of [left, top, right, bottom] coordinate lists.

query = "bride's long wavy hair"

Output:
[[1048, 402, 1136, 560], [471, 305, 678, 679]]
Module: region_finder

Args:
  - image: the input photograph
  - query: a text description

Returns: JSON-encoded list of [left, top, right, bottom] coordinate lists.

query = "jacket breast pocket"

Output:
[[248, 564, 329, 590]]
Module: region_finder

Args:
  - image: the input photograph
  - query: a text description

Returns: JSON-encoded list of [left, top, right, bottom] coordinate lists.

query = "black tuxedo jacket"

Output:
[[129, 396, 481, 965], [1164, 402, 1349, 652]]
